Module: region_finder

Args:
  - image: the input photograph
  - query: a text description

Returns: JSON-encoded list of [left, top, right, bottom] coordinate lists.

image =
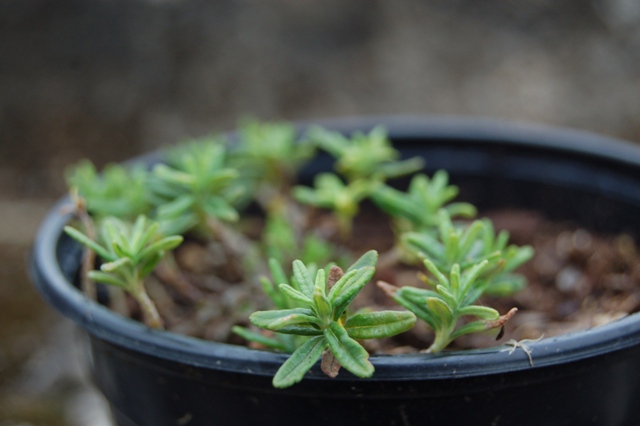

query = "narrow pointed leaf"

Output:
[[101, 257, 131, 272], [63, 226, 114, 261], [435, 285, 457, 306], [152, 164, 195, 186], [450, 320, 494, 340], [202, 196, 239, 222], [313, 289, 332, 321], [292, 260, 315, 297], [460, 260, 489, 295], [426, 297, 453, 323], [273, 335, 327, 388], [391, 288, 439, 329], [268, 258, 289, 288], [369, 185, 418, 221], [156, 195, 195, 219], [375, 157, 424, 179], [423, 258, 448, 287], [260, 277, 285, 309], [444, 202, 477, 219], [458, 305, 499, 320], [279, 284, 313, 306], [504, 246, 535, 271], [250, 308, 320, 331], [88, 271, 129, 289], [129, 215, 148, 252], [345, 311, 416, 339], [329, 267, 375, 319], [273, 325, 323, 336], [346, 250, 378, 272], [314, 268, 327, 295], [231, 326, 291, 352], [138, 236, 184, 261], [325, 322, 374, 378]]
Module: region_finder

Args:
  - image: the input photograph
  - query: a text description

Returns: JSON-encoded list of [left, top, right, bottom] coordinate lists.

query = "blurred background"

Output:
[[1, 0, 640, 424]]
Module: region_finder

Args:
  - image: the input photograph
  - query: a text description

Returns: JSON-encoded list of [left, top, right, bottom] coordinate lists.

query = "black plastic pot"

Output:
[[31, 117, 640, 426]]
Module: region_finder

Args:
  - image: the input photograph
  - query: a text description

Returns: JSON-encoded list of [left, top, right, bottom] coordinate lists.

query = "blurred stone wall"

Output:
[[1, 0, 640, 201]]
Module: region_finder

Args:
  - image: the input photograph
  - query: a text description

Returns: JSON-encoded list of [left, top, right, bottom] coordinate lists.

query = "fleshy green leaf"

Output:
[[313, 289, 332, 321], [278, 284, 313, 306], [100, 257, 131, 273], [346, 249, 378, 272], [63, 226, 114, 261], [273, 335, 327, 388], [457, 305, 499, 320], [426, 297, 453, 324], [87, 271, 129, 289], [138, 236, 184, 262], [250, 308, 321, 331], [324, 322, 374, 378], [449, 320, 494, 340], [344, 311, 416, 339], [292, 260, 315, 298], [231, 326, 292, 352], [329, 267, 375, 319]]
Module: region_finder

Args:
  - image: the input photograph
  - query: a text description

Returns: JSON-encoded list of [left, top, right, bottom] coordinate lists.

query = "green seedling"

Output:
[[233, 257, 310, 353], [233, 118, 316, 194], [66, 160, 151, 221], [64, 119, 535, 389], [64, 215, 183, 329], [403, 210, 534, 296], [371, 171, 477, 234], [379, 259, 518, 353], [293, 173, 373, 240], [309, 125, 424, 182], [249, 251, 416, 388], [147, 138, 243, 237], [262, 207, 343, 268]]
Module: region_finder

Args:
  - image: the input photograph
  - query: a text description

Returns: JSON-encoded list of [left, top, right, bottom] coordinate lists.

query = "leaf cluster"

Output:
[[293, 127, 424, 239], [370, 171, 476, 234], [63, 119, 535, 389], [381, 210, 532, 352], [148, 139, 243, 236], [381, 259, 517, 353], [403, 210, 534, 296], [66, 160, 151, 221], [249, 251, 416, 388], [233, 118, 315, 190], [64, 216, 183, 328]]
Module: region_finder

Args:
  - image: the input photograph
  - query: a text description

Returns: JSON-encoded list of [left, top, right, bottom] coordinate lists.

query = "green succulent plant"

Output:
[[293, 173, 374, 240], [62, 119, 535, 389], [147, 139, 242, 237], [402, 210, 534, 296], [63, 215, 183, 329], [65, 160, 151, 221], [379, 259, 518, 353], [371, 171, 477, 234], [249, 251, 416, 388], [309, 125, 424, 182], [234, 118, 315, 191]]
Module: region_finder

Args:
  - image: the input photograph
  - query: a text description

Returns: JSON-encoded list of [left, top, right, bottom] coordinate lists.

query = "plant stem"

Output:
[[134, 286, 164, 329], [337, 214, 352, 242], [425, 323, 455, 353], [70, 193, 97, 300]]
